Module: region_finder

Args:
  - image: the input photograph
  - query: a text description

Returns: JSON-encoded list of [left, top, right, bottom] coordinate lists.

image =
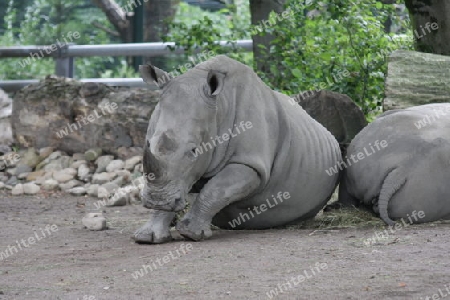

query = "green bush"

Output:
[[163, 1, 252, 67], [0, 0, 132, 80], [166, 0, 413, 117], [261, 0, 413, 116]]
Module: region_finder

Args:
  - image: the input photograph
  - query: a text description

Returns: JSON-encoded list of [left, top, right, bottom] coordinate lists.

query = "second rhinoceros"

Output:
[[339, 103, 450, 225], [134, 55, 341, 243]]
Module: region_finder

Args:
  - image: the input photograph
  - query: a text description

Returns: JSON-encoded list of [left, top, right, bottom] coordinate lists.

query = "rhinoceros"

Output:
[[134, 55, 341, 243], [339, 103, 450, 225]]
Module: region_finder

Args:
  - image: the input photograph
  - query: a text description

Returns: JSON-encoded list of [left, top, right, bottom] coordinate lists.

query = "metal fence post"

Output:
[[55, 43, 74, 78]]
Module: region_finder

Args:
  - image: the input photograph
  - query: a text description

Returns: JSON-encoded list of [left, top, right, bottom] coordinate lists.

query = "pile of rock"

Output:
[[0, 88, 13, 148], [0, 147, 146, 206]]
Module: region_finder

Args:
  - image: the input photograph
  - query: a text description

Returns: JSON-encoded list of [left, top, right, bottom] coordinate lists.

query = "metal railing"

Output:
[[0, 40, 253, 92]]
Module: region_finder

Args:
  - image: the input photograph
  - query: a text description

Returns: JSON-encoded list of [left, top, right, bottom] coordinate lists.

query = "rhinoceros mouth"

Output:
[[141, 190, 186, 212]]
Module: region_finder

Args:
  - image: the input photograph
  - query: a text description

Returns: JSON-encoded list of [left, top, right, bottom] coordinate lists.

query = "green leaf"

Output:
[[291, 69, 302, 78]]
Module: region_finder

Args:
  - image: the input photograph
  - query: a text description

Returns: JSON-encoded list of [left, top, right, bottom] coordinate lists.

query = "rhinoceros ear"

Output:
[[205, 70, 225, 97], [139, 64, 172, 88]]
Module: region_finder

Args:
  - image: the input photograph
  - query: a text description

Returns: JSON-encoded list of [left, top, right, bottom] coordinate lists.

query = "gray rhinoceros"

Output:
[[339, 103, 450, 225], [134, 55, 341, 243]]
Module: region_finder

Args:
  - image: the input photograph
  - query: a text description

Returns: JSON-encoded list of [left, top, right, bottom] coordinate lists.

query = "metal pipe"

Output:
[[0, 40, 253, 58]]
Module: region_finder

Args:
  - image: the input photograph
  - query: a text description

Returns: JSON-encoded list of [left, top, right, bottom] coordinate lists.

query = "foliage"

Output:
[[163, 0, 252, 68], [0, 0, 132, 80], [1, 0, 415, 118], [262, 0, 413, 115]]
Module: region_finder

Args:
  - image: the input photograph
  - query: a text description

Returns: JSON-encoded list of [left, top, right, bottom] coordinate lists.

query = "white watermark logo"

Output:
[[0, 152, 21, 171], [266, 262, 328, 298], [131, 243, 193, 279], [228, 192, 291, 228], [0, 224, 59, 261], [153, 50, 216, 88], [288, 68, 351, 106], [191, 121, 253, 159], [420, 283, 450, 300], [251, 8, 294, 36], [363, 210, 425, 246], [56, 102, 118, 139], [414, 107, 450, 130], [325, 140, 388, 176], [18, 31, 81, 68]]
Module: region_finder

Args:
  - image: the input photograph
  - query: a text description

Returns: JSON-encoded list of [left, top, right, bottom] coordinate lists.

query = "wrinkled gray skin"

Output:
[[339, 103, 450, 225], [134, 55, 341, 243]]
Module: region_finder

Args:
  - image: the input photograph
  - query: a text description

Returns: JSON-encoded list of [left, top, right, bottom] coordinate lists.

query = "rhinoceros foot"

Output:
[[176, 217, 212, 241], [133, 222, 172, 244]]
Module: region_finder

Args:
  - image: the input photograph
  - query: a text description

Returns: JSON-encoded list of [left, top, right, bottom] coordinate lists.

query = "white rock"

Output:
[[53, 169, 75, 183], [87, 184, 99, 197], [106, 185, 136, 206], [64, 168, 77, 177], [95, 155, 114, 173], [11, 183, 24, 195], [78, 164, 90, 181], [116, 170, 131, 183], [59, 179, 83, 191], [125, 156, 142, 170], [6, 168, 16, 176], [92, 172, 117, 184], [71, 160, 87, 169], [47, 151, 62, 161], [0, 182, 4, 189], [68, 187, 86, 196], [23, 183, 40, 194], [82, 213, 107, 231], [17, 172, 30, 180], [106, 160, 125, 173], [111, 176, 124, 187], [105, 192, 127, 207], [134, 163, 143, 173], [97, 182, 119, 199], [43, 161, 63, 172], [42, 179, 59, 191], [39, 147, 54, 159]]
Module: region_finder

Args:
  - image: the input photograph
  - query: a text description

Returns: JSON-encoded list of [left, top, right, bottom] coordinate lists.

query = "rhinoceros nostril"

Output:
[[174, 198, 182, 205]]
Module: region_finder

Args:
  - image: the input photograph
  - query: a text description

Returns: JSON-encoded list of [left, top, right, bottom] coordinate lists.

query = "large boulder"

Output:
[[384, 50, 450, 111], [0, 88, 13, 151], [12, 76, 159, 157], [294, 90, 367, 153]]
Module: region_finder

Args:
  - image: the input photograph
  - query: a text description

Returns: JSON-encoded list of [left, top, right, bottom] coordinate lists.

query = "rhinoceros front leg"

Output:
[[176, 164, 260, 241], [133, 209, 176, 244]]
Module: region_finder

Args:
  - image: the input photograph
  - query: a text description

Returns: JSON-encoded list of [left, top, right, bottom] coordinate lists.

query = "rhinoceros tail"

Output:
[[378, 168, 407, 226]]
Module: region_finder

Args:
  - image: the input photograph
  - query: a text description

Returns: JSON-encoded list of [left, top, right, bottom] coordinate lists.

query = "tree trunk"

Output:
[[249, 0, 286, 75], [144, 0, 180, 69], [404, 0, 450, 55], [92, 0, 131, 42], [144, 0, 180, 42]]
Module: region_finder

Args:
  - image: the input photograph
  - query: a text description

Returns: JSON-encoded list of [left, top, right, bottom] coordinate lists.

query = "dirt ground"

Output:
[[1, 193, 450, 300]]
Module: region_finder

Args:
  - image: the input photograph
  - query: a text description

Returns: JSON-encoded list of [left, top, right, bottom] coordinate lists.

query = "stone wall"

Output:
[[384, 50, 450, 111], [12, 76, 160, 158], [0, 88, 13, 150]]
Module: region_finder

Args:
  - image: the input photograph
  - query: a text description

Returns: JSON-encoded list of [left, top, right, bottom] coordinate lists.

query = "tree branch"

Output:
[[91, 21, 120, 37], [91, 0, 130, 42]]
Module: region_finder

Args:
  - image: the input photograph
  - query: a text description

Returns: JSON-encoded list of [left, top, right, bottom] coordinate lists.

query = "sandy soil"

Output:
[[1, 193, 450, 300]]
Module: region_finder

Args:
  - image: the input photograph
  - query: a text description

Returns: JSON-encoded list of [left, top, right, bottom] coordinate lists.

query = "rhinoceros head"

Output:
[[139, 63, 225, 212]]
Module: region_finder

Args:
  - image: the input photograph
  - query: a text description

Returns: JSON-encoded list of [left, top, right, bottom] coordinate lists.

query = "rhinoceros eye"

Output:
[[185, 143, 200, 160], [187, 147, 201, 161], [191, 147, 199, 155]]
